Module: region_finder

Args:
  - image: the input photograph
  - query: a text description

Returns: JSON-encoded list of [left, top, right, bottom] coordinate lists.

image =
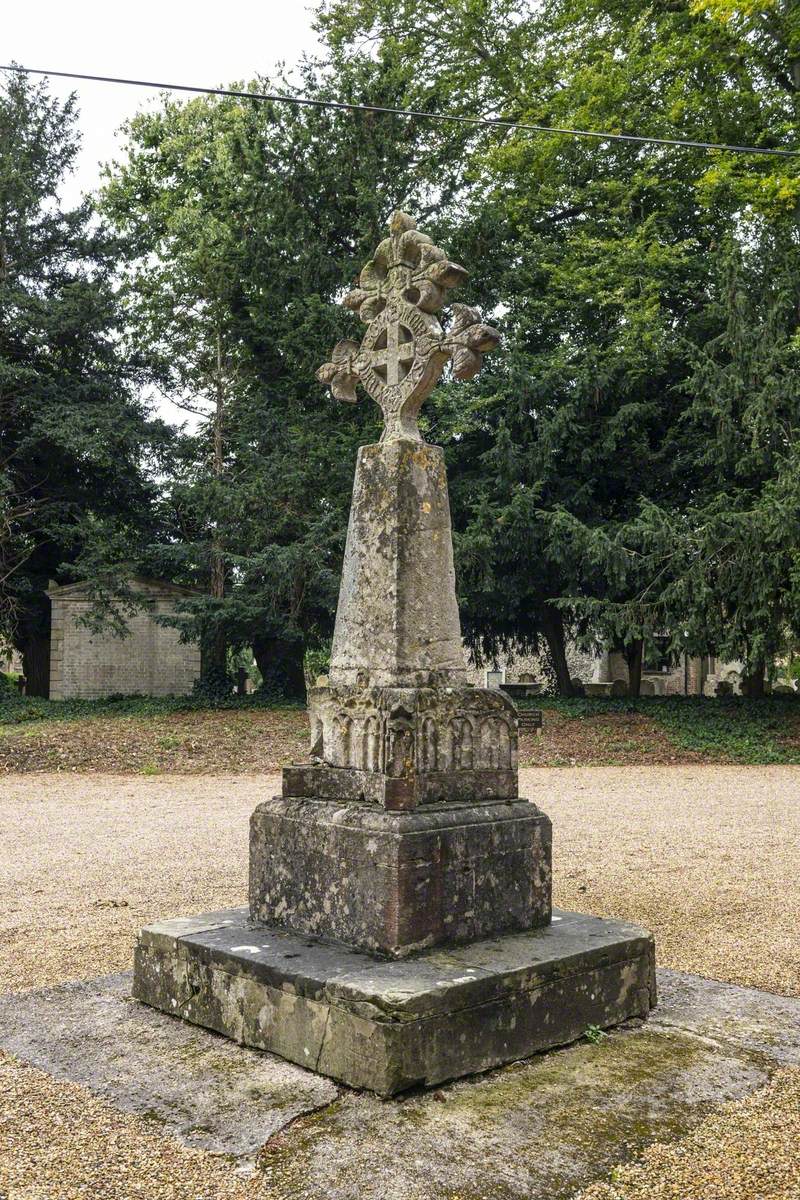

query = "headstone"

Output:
[[133, 212, 656, 1095], [584, 680, 614, 697]]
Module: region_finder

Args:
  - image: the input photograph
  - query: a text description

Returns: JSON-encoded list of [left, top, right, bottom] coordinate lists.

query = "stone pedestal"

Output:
[[249, 798, 552, 958]]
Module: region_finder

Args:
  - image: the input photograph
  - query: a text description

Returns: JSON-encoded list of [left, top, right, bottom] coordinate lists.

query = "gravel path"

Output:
[[1, 766, 798, 1198], [575, 1066, 800, 1200], [2, 766, 797, 996]]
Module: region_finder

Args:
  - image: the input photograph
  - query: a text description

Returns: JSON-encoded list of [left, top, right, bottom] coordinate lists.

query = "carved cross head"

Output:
[[317, 211, 501, 442]]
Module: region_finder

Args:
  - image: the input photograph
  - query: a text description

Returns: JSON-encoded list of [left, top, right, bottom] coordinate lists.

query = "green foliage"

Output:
[[303, 644, 332, 682], [623, 239, 800, 674], [530, 694, 800, 764], [101, 57, 460, 690], [0, 670, 17, 695], [0, 689, 301, 726], [0, 68, 171, 691], [6, 9, 798, 694], [190, 664, 235, 704], [316, 0, 800, 692]]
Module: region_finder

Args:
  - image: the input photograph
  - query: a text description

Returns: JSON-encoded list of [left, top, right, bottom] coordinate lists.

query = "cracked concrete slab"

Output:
[[0, 973, 338, 1157], [0, 968, 798, 1197]]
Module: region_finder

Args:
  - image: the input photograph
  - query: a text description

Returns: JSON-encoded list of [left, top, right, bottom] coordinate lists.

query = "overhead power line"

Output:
[[2, 63, 797, 158]]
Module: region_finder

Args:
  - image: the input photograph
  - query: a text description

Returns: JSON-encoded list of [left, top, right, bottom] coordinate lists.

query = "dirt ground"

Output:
[[0, 704, 725, 774], [0, 707, 309, 774], [1, 766, 799, 1198]]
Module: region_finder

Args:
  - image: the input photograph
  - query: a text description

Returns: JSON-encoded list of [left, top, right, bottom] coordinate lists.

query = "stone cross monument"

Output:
[[133, 212, 656, 1096]]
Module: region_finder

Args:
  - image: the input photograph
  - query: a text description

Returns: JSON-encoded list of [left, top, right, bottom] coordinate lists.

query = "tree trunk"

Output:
[[204, 327, 227, 677], [541, 608, 575, 697], [252, 635, 306, 700], [623, 639, 644, 698], [742, 659, 766, 698], [21, 634, 50, 698]]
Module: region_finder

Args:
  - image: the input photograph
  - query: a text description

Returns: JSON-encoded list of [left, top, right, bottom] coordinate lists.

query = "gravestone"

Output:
[[133, 212, 655, 1095]]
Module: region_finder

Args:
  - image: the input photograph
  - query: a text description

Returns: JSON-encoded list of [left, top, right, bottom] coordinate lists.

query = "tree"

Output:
[[102, 58, 463, 694], [592, 236, 800, 692], [0, 69, 167, 694], [316, 0, 800, 694]]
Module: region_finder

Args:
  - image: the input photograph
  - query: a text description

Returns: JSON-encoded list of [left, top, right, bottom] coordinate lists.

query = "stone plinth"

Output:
[[307, 682, 518, 810], [133, 907, 657, 1097], [249, 798, 552, 958]]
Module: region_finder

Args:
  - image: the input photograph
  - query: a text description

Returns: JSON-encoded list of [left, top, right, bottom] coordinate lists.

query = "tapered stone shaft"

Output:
[[329, 440, 465, 688]]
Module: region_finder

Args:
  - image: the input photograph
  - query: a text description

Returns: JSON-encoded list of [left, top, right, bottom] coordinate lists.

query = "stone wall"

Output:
[[597, 650, 743, 696], [463, 642, 747, 696], [48, 578, 201, 700], [463, 643, 596, 689], [597, 649, 692, 695]]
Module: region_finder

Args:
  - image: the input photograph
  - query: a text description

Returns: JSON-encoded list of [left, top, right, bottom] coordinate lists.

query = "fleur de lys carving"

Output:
[[443, 304, 501, 381], [316, 339, 360, 403], [317, 211, 501, 442]]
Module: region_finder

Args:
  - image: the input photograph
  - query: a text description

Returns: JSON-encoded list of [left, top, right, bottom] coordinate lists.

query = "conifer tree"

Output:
[[102, 59, 461, 693], [0, 69, 166, 694], [317, 0, 800, 693]]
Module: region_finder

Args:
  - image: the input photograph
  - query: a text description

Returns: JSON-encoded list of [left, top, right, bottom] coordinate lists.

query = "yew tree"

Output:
[[0, 69, 166, 694], [102, 58, 463, 693], [316, 0, 800, 693]]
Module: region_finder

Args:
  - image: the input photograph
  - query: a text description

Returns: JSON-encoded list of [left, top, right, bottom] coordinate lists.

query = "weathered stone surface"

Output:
[[249, 797, 552, 957], [0, 972, 338, 1157], [317, 210, 500, 445], [328, 441, 465, 689], [133, 906, 654, 1095], [283, 762, 518, 808], [305, 681, 518, 809], [4, 967, 798, 1190]]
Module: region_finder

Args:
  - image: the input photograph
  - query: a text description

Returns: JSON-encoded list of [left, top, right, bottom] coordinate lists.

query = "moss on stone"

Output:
[[257, 1030, 731, 1200]]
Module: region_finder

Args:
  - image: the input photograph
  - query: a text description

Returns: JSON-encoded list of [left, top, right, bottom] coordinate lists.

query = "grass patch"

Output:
[[523, 694, 800, 765], [5, 689, 800, 770], [0, 690, 303, 727]]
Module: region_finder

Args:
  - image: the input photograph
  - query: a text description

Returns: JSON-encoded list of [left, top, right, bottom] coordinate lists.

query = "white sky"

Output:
[[5, 0, 321, 205], [4, 1, 321, 426]]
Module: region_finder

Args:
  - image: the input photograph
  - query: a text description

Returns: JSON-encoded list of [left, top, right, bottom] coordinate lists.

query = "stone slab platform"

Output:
[[2, 970, 799, 1197], [132, 907, 656, 1095]]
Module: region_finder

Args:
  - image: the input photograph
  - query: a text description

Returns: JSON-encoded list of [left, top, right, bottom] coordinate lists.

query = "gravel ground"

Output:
[[2, 766, 797, 997], [575, 1066, 800, 1200], [1, 765, 799, 1198]]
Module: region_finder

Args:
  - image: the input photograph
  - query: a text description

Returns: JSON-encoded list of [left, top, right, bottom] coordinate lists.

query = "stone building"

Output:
[[463, 642, 596, 690], [594, 647, 745, 696], [47, 576, 201, 700], [472, 640, 747, 696]]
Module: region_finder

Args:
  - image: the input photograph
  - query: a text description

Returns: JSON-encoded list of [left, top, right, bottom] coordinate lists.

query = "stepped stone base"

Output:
[[249, 797, 552, 958], [133, 907, 656, 1097]]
